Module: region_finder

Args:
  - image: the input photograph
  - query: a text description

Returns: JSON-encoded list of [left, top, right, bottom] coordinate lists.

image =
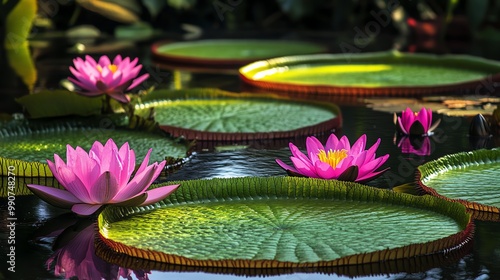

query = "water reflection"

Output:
[[394, 135, 432, 156], [34, 215, 150, 280]]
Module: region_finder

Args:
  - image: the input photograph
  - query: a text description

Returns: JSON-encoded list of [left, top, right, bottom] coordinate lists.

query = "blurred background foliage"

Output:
[[1, 0, 499, 104], [23, 0, 500, 39]]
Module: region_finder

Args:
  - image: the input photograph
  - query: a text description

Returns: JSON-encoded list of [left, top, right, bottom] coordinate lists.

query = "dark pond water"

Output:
[[1, 38, 500, 280]]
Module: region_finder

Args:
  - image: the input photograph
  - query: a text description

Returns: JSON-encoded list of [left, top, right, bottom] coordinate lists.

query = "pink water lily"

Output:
[[68, 55, 149, 103], [27, 139, 179, 216], [395, 107, 441, 136], [276, 134, 389, 183]]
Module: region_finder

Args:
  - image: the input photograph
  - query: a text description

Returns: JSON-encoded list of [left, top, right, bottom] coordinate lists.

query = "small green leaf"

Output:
[[16, 90, 103, 118]]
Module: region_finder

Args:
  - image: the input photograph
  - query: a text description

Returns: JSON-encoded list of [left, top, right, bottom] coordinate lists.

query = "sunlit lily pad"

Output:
[[151, 39, 327, 67], [98, 177, 472, 268], [136, 89, 342, 141], [417, 148, 500, 221], [239, 51, 500, 96]]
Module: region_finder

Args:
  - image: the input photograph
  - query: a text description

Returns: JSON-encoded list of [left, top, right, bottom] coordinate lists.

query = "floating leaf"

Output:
[[98, 177, 472, 268], [152, 39, 327, 67], [16, 90, 103, 118], [240, 51, 500, 96], [417, 148, 500, 221], [0, 119, 189, 164], [136, 88, 342, 141]]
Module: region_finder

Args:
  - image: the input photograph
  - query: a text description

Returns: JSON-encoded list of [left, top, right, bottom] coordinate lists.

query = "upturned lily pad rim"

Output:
[[95, 235, 472, 277], [417, 148, 500, 221], [239, 50, 500, 96], [151, 39, 328, 67], [97, 176, 473, 268], [136, 88, 343, 141]]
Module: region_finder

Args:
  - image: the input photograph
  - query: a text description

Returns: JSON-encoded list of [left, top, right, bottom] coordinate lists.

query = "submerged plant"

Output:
[[68, 55, 149, 104], [27, 139, 179, 216], [394, 107, 440, 136], [276, 134, 389, 183]]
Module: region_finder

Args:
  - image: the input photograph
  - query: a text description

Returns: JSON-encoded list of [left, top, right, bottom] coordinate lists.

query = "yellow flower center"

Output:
[[96, 64, 118, 73], [317, 149, 348, 169]]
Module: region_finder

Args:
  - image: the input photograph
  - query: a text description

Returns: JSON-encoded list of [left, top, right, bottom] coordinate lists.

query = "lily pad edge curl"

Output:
[[97, 176, 473, 268], [417, 148, 500, 221]]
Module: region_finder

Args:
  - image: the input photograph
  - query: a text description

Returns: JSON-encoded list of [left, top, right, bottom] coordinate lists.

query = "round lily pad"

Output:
[[417, 148, 500, 221], [239, 51, 500, 96], [0, 119, 189, 171], [151, 39, 327, 67], [136, 89, 342, 141], [97, 177, 472, 268]]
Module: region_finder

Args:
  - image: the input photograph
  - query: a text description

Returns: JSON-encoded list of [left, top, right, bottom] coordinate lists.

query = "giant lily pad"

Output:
[[98, 177, 472, 268], [151, 39, 327, 67], [239, 51, 500, 96], [417, 148, 500, 221], [0, 119, 189, 173], [136, 89, 342, 141]]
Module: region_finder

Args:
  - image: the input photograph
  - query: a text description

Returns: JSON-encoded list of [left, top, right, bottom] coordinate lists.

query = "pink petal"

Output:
[[289, 143, 313, 167], [114, 164, 156, 201], [363, 138, 382, 163], [98, 55, 111, 66], [84, 55, 97, 67], [397, 117, 409, 135], [356, 155, 389, 179], [47, 157, 66, 186], [338, 135, 351, 151], [350, 134, 367, 155], [58, 166, 93, 203], [356, 167, 390, 183], [118, 143, 135, 187], [136, 149, 152, 174], [27, 184, 82, 208], [275, 158, 299, 174], [88, 171, 120, 204], [71, 204, 103, 216], [127, 73, 149, 91], [139, 184, 180, 206], [68, 77, 99, 93], [107, 92, 130, 103], [305, 137, 324, 165], [324, 133, 340, 151], [416, 107, 430, 133], [290, 156, 317, 177], [313, 161, 337, 179], [113, 54, 123, 65]]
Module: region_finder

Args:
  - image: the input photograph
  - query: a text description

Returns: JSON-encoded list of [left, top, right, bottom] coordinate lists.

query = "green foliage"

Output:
[[16, 90, 104, 119]]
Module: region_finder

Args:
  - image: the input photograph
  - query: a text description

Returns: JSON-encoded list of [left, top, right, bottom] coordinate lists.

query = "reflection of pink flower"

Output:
[[395, 107, 440, 136], [68, 55, 149, 103], [46, 221, 150, 280], [28, 139, 179, 216], [276, 134, 389, 183], [397, 136, 431, 156]]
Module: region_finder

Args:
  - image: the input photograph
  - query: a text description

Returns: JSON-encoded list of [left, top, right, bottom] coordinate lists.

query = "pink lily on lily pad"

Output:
[[27, 139, 179, 216], [68, 55, 149, 103], [394, 107, 441, 136], [276, 134, 389, 183]]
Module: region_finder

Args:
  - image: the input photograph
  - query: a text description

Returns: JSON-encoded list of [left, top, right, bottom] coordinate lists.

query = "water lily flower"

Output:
[[276, 134, 389, 183], [68, 55, 149, 103], [27, 139, 179, 216], [394, 107, 441, 136]]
